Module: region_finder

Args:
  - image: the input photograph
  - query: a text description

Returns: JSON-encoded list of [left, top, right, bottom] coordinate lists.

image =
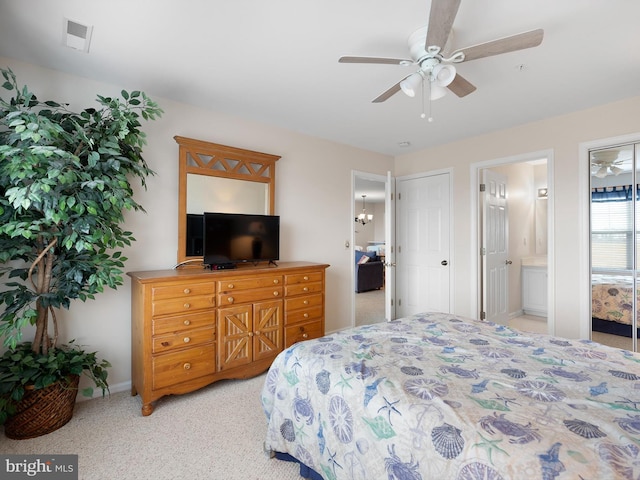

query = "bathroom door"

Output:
[[481, 169, 509, 325]]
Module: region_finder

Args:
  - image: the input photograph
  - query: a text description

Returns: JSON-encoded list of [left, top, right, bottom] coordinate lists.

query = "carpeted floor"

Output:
[[1, 374, 302, 480], [355, 287, 385, 326]]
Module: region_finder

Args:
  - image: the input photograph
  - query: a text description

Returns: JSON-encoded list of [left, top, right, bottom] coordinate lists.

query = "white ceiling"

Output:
[[1, 0, 639, 157]]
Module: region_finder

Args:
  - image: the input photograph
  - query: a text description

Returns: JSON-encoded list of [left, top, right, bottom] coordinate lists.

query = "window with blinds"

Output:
[[591, 199, 634, 269]]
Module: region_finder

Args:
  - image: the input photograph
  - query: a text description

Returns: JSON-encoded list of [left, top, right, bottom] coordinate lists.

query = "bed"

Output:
[[262, 312, 640, 480], [592, 274, 639, 337]]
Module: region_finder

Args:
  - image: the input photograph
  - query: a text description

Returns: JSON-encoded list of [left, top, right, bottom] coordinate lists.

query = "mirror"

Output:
[[175, 136, 280, 264]]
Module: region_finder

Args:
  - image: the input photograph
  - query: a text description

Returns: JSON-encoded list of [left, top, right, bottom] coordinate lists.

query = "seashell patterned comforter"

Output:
[[261, 312, 640, 480]]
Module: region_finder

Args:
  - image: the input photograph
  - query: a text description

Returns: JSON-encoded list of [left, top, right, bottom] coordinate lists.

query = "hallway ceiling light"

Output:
[[355, 194, 373, 225]]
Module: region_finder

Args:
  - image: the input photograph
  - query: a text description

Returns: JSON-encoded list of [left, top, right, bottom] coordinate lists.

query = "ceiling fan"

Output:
[[591, 149, 630, 178], [338, 0, 544, 104]]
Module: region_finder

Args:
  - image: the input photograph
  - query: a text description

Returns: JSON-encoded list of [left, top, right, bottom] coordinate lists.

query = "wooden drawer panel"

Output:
[[285, 320, 323, 347], [152, 295, 215, 317], [152, 282, 215, 301], [285, 282, 322, 297], [285, 305, 323, 325], [153, 327, 215, 354], [152, 345, 215, 390], [217, 276, 282, 292], [285, 293, 323, 311], [285, 271, 323, 285], [218, 286, 283, 306], [152, 311, 214, 336]]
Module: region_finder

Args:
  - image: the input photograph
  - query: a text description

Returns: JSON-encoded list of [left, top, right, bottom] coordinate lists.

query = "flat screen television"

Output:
[[203, 212, 280, 267]]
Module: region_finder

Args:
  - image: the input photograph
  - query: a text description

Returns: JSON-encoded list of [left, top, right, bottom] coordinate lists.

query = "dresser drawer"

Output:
[[152, 311, 214, 336], [285, 305, 322, 325], [217, 276, 282, 292], [285, 320, 323, 347], [285, 282, 323, 296], [153, 327, 215, 354], [152, 295, 215, 317], [152, 345, 215, 390], [152, 282, 215, 301], [218, 286, 283, 306], [285, 293, 323, 311], [285, 271, 323, 285]]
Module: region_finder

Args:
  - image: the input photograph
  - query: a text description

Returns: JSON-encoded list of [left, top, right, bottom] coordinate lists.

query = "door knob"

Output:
[[505, 260, 513, 265], [441, 260, 448, 266]]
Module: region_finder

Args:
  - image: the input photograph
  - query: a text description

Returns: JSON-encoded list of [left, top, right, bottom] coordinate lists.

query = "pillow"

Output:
[[357, 254, 370, 264]]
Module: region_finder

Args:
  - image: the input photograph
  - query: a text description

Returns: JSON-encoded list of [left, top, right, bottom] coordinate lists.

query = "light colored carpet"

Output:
[[1, 374, 301, 480], [355, 288, 385, 326]]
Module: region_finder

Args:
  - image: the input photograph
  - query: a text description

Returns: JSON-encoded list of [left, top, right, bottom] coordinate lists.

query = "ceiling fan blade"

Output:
[[425, 0, 461, 49], [447, 73, 476, 97], [339, 56, 413, 65], [454, 29, 544, 62], [372, 80, 404, 103]]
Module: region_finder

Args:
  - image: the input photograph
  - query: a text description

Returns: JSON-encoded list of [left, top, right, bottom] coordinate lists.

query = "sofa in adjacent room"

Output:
[[355, 250, 384, 293]]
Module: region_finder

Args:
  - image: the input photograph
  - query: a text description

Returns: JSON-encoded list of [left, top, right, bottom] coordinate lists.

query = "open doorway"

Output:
[[473, 151, 555, 335], [353, 173, 387, 326]]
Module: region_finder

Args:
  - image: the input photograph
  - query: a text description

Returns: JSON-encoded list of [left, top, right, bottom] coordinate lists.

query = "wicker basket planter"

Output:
[[4, 375, 80, 440]]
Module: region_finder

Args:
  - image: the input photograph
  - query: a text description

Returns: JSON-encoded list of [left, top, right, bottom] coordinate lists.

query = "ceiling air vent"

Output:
[[63, 18, 93, 53]]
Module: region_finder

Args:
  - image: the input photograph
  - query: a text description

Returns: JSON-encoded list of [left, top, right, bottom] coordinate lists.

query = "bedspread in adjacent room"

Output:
[[592, 274, 636, 326], [262, 312, 640, 480]]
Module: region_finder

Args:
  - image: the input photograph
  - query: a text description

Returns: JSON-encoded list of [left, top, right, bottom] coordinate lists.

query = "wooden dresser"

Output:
[[127, 261, 328, 415]]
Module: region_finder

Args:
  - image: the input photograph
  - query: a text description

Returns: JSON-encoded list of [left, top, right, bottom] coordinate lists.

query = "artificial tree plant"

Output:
[[0, 67, 162, 428]]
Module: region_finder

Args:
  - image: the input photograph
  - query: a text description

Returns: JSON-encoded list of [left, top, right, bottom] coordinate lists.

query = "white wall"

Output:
[[0, 58, 393, 392], [395, 95, 640, 339]]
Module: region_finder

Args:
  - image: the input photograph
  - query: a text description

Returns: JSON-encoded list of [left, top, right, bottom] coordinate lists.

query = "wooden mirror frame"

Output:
[[175, 136, 280, 265]]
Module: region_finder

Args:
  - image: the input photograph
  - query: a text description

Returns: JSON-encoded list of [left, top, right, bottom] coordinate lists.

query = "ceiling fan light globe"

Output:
[[400, 73, 422, 97], [430, 84, 448, 100], [432, 64, 456, 87]]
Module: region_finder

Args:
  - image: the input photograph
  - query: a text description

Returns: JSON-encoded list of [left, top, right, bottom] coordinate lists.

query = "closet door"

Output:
[[590, 144, 637, 351]]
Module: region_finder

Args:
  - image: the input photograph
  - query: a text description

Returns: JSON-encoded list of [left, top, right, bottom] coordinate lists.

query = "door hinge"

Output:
[[479, 183, 486, 192], [391, 192, 394, 201], [391, 299, 394, 306], [398, 299, 402, 306], [480, 311, 486, 320], [480, 247, 486, 255], [398, 245, 401, 254], [398, 192, 401, 200], [390, 245, 394, 254]]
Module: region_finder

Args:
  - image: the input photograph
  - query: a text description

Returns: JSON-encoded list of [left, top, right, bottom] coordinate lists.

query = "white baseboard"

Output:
[[76, 380, 132, 402]]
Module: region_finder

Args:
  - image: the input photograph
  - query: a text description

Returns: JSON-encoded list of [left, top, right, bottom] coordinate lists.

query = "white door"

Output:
[[385, 171, 396, 321], [481, 169, 509, 325], [396, 173, 451, 317]]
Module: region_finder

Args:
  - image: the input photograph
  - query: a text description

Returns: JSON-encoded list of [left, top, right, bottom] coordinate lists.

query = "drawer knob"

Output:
[[248, 332, 254, 337], [183, 363, 191, 370], [304, 313, 309, 318], [255, 330, 261, 336], [184, 288, 191, 294], [303, 287, 309, 292], [228, 283, 234, 289], [303, 276, 309, 281], [273, 279, 279, 284], [183, 337, 191, 343], [302, 333, 309, 339], [183, 303, 190, 309], [273, 291, 279, 297], [303, 300, 309, 305], [183, 319, 191, 326], [227, 297, 234, 304]]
